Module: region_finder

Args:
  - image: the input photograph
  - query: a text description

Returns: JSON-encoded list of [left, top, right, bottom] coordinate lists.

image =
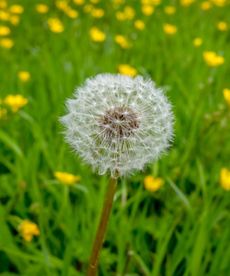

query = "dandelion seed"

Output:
[[61, 74, 173, 177]]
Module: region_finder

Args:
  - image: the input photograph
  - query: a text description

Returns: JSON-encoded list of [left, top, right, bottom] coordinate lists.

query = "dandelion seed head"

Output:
[[61, 74, 174, 177]]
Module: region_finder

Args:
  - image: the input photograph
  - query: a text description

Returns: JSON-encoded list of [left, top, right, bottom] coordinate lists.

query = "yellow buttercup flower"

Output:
[[223, 89, 230, 106], [180, 0, 195, 7], [201, 1, 212, 10], [18, 71, 31, 82], [56, 0, 68, 10], [211, 0, 226, 6], [144, 175, 164, 192], [203, 51, 224, 67], [0, 26, 10, 36], [4, 94, 28, 112], [134, 20, 145, 30], [0, 11, 10, 21], [54, 171, 81, 186], [115, 35, 131, 49], [9, 5, 24, 14], [91, 8, 104, 18], [36, 4, 49, 14], [9, 15, 20, 25], [18, 220, 40, 242], [89, 27, 106, 42], [163, 24, 177, 35], [48, 18, 64, 33], [64, 8, 79, 19], [0, 107, 7, 120], [193, 37, 203, 47], [0, 38, 14, 48], [217, 21, 228, 31], [118, 64, 137, 77], [164, 6, 176, 15], [220, 168, 230, 190], [123, 6, 135, 20], [0, 1, 7, 9], [142, 5, 154, 16], [73, 0, 85, 5]]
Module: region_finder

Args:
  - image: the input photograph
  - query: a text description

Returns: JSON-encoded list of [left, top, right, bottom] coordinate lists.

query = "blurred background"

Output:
[[0, 0, 230, 275]]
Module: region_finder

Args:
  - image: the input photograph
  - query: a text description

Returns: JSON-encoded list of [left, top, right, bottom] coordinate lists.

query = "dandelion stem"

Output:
[[87, 176, 117, 276]]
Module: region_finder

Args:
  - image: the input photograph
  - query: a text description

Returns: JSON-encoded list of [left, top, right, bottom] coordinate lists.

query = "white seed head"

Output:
[[61, 74, 174, 177]]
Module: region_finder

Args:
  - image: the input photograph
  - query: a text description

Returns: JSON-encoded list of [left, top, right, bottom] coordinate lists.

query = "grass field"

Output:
[[0, 0, 230, 275]]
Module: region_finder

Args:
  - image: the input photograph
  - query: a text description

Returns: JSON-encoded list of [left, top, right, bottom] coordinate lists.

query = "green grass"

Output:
[[0, 0, 230, 275]]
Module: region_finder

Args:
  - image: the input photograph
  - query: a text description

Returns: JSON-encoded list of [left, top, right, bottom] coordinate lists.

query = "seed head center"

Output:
[[99, 106, 139, 140]]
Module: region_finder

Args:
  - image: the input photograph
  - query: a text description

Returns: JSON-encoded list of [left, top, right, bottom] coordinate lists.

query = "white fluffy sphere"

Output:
[[61, 74, 174, 177]]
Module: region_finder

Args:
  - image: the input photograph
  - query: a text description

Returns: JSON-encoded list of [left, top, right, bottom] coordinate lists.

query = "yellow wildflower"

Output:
[[0, 11, 10, 21], [115, 35, 131, 49], [64, 8, 79, 19], [217, 21, 228, 31], [9, 5, 24, 14], [201, 1, 212, 10], [4, 95, 28, 112], [151, 0, 161, 5], [142, 5, 154, 16], [9, 15, 20, 25], [54, 171, 81, 186], [84, 4, 93, 13], [18, 220, 40, 242], [91, 8, 104, 18], [56, 0, 68, 10], [90, 0, 100, 3], [180, 0, 195, 7], [123, 6, 135, 20], [144, 176, 164, 192], [203, 51, 224, 67], [163, 24, 177, 35], [134, 20, 145, 30], [48, 18, 64, 33], [73, 0, 85, 5], [116, 11, 126, 21], [193, 37, 203, 47], [0, 26, 10, 36], [0, 107, 7, 120], [36, 4, 49, 14], [0, 1, 7, 9], [164, 6, 176, 15], [118, 64, 137, 77], [0, 38, 14, 48], [211, 0, 226, 6], [89, 27, 106, 42], [220, 168, 230, 190], [223, 89, 230, 106], [18, 71, 31, 82]]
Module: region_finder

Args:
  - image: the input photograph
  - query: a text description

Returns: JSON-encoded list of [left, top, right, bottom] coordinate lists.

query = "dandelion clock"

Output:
[[61, 74, 174, 275]]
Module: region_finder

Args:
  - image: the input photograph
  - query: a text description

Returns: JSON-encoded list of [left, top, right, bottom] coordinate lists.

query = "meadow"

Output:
[[0, 0, 230, 275]]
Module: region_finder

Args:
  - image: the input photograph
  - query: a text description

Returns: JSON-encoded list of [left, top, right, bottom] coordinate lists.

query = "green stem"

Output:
[[87, 177, 118, 276]]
